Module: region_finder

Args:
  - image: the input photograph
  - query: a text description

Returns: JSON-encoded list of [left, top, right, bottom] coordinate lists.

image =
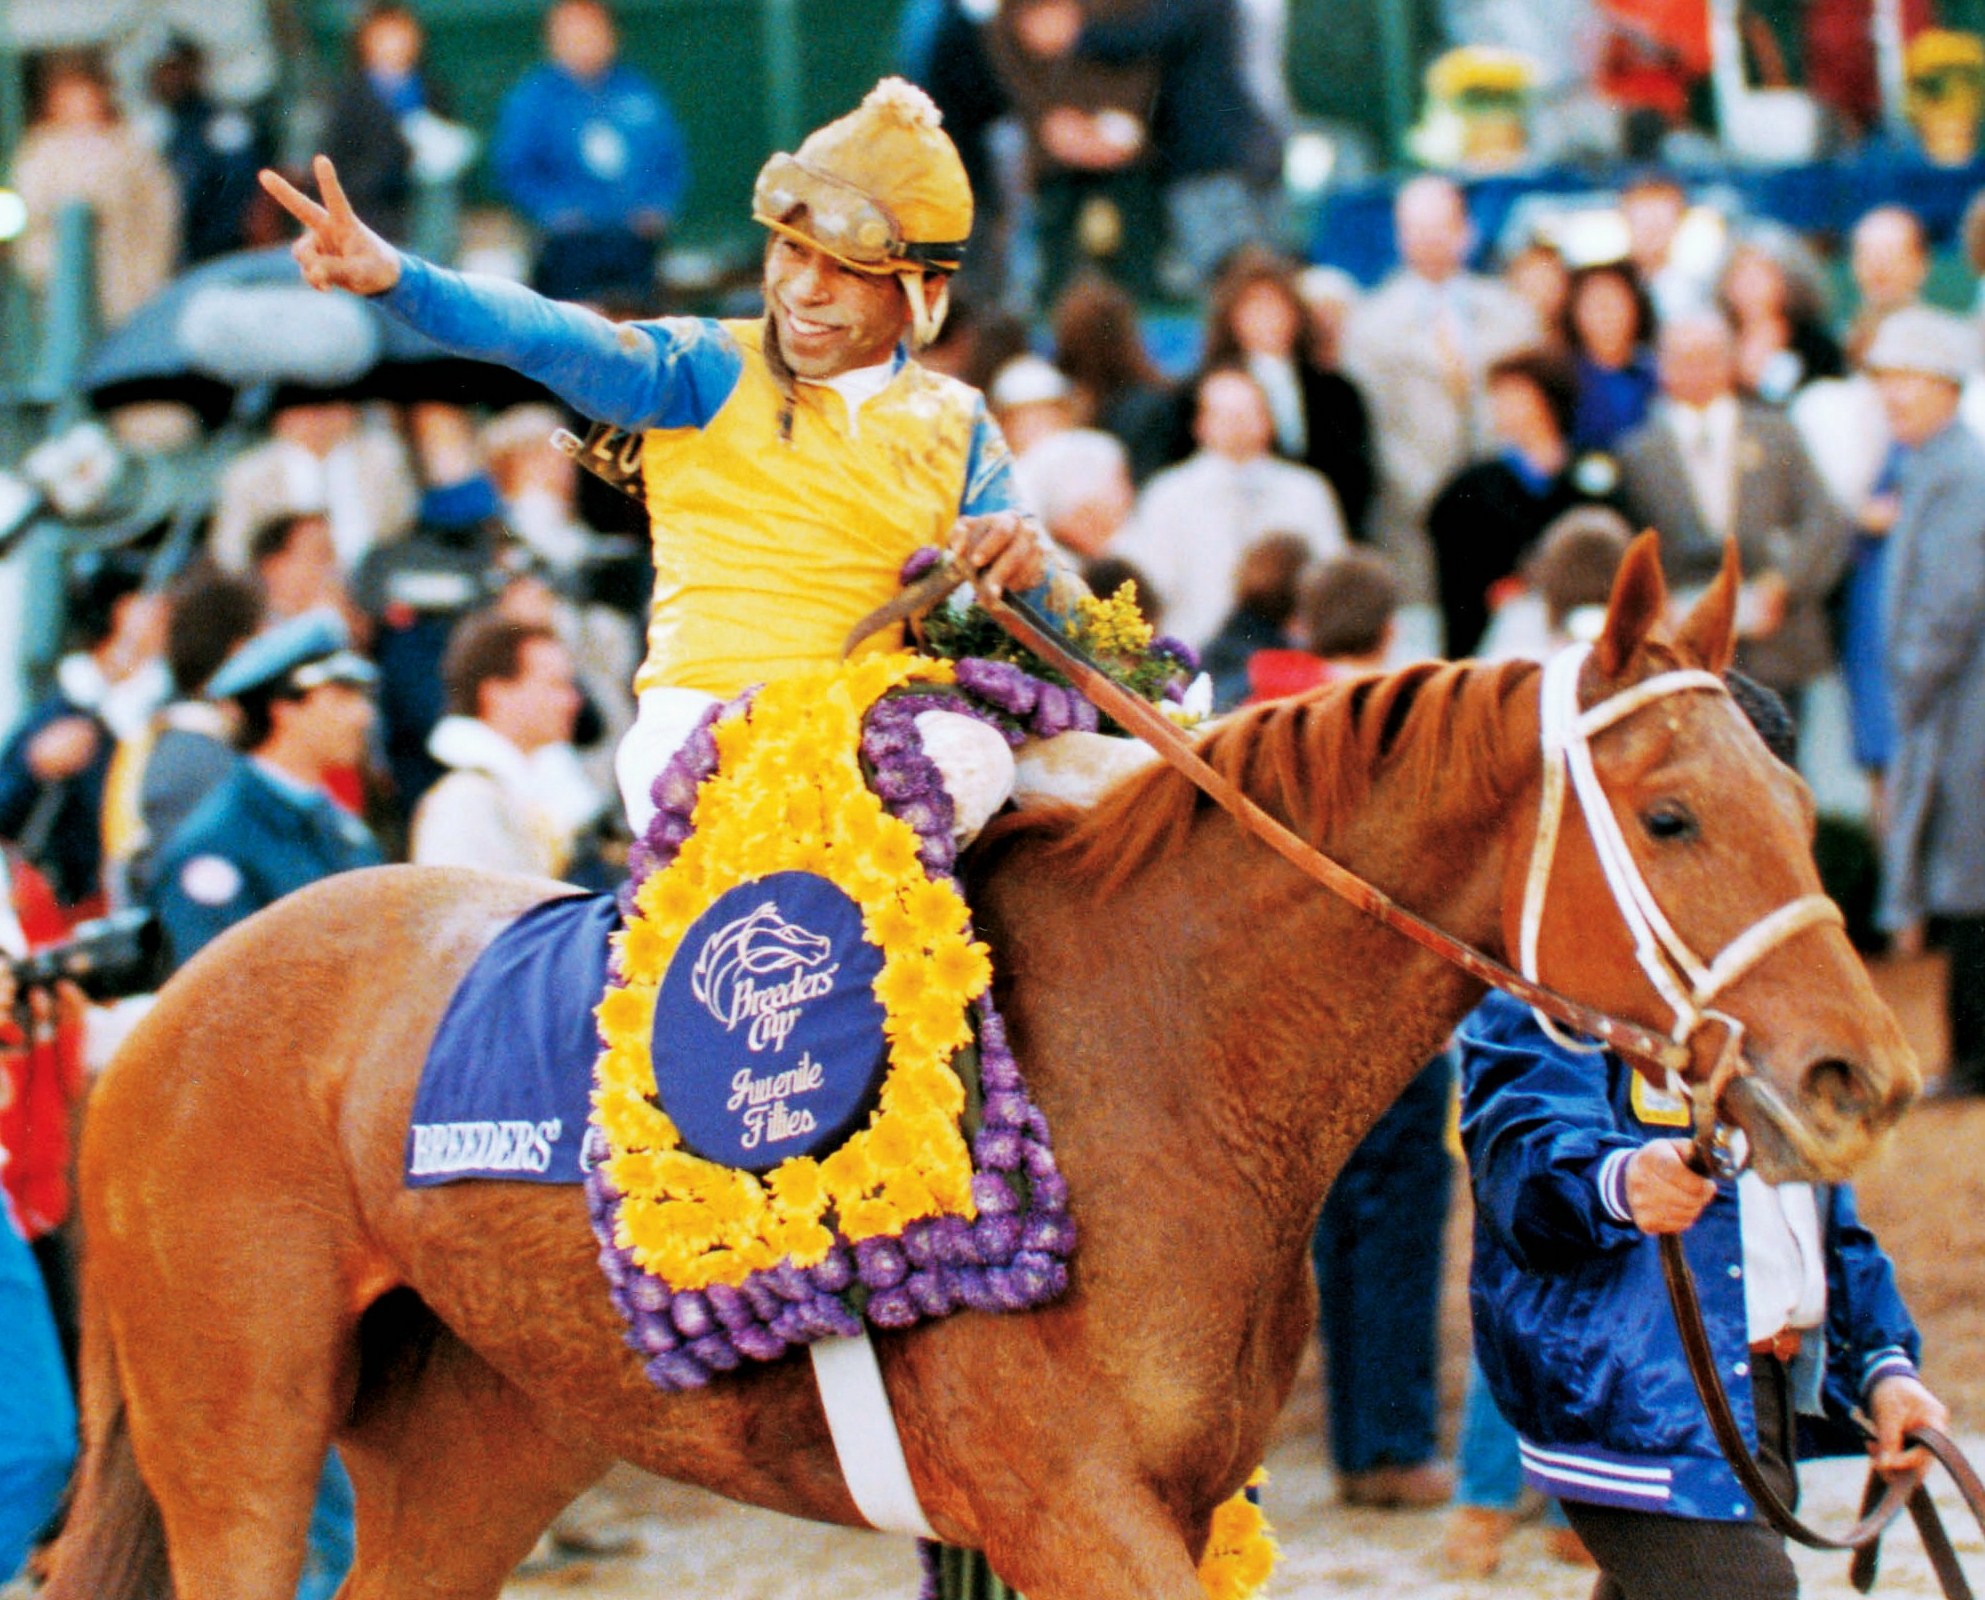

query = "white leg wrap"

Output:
[[912, 709, 1016, 843], [808, 1332, 937, 1538], [1012, 731, 1159, 810]]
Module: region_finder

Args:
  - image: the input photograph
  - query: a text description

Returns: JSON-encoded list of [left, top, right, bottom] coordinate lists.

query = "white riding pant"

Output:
[[615, 686, 1156, 841]]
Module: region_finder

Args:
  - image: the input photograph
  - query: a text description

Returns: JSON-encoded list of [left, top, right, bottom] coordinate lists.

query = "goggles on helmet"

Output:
[[752, 154, 966, 272]]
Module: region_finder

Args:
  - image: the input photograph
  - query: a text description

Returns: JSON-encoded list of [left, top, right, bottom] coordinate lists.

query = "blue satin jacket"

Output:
[[1460, 991, 1920, 1522]]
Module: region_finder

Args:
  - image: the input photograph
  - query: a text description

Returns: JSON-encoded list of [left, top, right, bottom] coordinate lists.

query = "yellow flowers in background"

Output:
[[594, 653, 989, 1291]]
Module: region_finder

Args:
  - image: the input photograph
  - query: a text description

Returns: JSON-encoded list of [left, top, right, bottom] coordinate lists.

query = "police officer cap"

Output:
[[1863, 307, 1982, 385], [205, 608, 377, 701]]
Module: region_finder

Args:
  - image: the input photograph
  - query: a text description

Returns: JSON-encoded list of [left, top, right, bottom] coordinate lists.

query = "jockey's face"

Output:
[[763, 234, 913, 379]]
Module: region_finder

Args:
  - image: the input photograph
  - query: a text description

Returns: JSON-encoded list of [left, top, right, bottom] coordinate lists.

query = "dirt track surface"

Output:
[[505, 955, 1985, 1599]]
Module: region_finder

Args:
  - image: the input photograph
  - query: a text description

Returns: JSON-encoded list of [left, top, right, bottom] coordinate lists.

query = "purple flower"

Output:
[[982, 1090, 1031, 1129], [634, 1312, 679, 1356], [855, 1237, 909, 1291], [918, 1541, 943, 1600], [928, 1214, 974, 1264], [741, 1277, 785, 1323], [954, 1265, 999, 1313], [866, 1286, 919, 1328], [907, 1269, 956, 1318], [955, 657, 1039, 716], [901, 1218, 938, 1269], [810, 1247, 855, 1294], [896, 795, 953, 844], [972, 1213, 1022, 1263], [649, 1349, 708, 1390], [973, 1126, 1024, 1172], [1028, 1171, 1070, 1213], [732, 1323, 789, 1363], [1031, 683, 1072, 738], [706, 1282, 756, 1332], [768, 1262, 815, 1302], [1021, 1213, 1076, 1255], [628, 1275, 668, 1315], [1010, 1252, 1068, 1303], [971, 1172, 1020, 1215], [901, 545, 946, 584], [670, 1291, 714, 1340], [690, 1332, 742, 1372], [1023, 1141, 1061, 1181], [1069, 695, 1100, 734], [1152, 635, 1200, 674]]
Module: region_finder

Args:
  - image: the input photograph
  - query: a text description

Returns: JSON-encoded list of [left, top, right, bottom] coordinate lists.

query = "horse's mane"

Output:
[[982, 656, 1541, 897]]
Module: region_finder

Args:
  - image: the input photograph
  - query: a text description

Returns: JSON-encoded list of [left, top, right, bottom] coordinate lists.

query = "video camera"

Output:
[[11, 909, 166, 1004]]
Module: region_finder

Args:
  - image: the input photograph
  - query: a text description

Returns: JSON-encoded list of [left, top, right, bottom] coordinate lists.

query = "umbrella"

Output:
[[80, 248, 547, 426]]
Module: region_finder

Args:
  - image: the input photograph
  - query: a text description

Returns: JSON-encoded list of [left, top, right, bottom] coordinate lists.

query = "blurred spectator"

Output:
[[916, 291, 1034, 395], [11, 50, 181, 328], [1478, 504, 1634, 661], [1200, 531, 1309, 708], [1342, 175, 1539, 603], [1239, 546, 1401, 705], [1621, 171, 1714, 324], [1846, 206, 1931, 363], [1429, 349, 1619, 658], [210, 399, 418, 575], [1718, 231, 1845, 405], [1117, 366, 1346, 648], [251, 512, 358, 627], [907, 0, 1015, 306], [984, 0, 1165, 305], [0, 563, 169, 914], [1197, 246, 1376, 539], [492, 0, 689, 306], [1617, 312, 1850, 713], [988, 354, 1080, 456], [1868, 308, 1985, 1095], [1594, 4, 1711, 148], [110, 573, 264, 899], [0, 855, 90, 1387], [1806, 0, 1933, 140], [1565, 260, 1660, 453], [1502, 237, 1573, 351], [482, 405, 605, 579], [145, 34, 266, 265], [1043, 0, 1283, 295], [412, 614, 601, 879], [1012, 426, 1135, 557], [1051, 272, 1177, 482], [322, 4, 453, 246], [1081, 553, 1159, 622], [0, 1131, 75, 1584]]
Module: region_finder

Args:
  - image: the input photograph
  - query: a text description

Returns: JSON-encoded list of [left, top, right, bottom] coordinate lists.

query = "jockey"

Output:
[[261, 80, 1119, 843]]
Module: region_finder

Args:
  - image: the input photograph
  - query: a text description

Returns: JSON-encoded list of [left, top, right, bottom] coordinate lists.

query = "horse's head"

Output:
[[1502, 532, 1918, 1181]]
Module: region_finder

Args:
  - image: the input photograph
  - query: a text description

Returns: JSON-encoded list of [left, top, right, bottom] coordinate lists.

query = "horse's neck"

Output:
[[998, 669, 1542, 1254]]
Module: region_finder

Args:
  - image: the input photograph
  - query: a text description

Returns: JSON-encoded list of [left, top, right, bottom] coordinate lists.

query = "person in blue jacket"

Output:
[[146, 610, 383, 975], [490, 0, 688, 305], [1459, 983, 1949, 1600]]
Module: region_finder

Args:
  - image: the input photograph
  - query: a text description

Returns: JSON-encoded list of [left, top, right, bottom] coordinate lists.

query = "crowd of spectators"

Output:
[[6, 0, 1985, 1589]]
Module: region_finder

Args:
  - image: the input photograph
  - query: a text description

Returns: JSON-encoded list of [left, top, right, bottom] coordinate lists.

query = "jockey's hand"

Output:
[[1625, 1139, 1717, 1234], [951, 512, 1046, 603], [258, 156, 401, 297], [1869, 1374, 1948, 1482]]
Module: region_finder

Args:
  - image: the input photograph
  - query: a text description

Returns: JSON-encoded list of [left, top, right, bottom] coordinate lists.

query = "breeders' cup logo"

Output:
[[689, 901, 839, 1053]]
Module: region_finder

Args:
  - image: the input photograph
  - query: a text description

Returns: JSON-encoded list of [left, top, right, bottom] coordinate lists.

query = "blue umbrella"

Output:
[[81, 247, 545, 426]]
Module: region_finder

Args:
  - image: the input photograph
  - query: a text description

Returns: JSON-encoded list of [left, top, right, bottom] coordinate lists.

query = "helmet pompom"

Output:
[[861, 76, 945, 131]]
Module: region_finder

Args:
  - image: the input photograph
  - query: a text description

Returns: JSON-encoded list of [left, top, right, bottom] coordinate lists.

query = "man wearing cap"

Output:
[[259, 79, 1053, 843], [1865, 307, 1985, 1098], [145, 610, 383, 974]]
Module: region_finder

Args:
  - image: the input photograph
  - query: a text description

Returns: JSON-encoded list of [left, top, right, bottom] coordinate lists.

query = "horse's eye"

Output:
[[1642, 803, 1698, 843]]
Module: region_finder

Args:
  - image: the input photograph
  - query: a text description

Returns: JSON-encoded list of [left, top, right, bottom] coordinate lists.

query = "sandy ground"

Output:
[[502, 953, 1985, 1600]]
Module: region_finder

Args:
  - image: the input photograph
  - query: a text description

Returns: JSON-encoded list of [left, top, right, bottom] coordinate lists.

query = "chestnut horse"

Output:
[[50, 539, 1916, 1600]]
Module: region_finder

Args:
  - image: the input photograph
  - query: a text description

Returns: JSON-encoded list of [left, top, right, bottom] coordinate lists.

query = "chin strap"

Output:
[[903, 269, 949, 350]]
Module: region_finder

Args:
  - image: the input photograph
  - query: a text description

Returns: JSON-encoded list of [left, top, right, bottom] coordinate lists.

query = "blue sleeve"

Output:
[[961, 401, 1021, 518], [490, 75, 566, 225], [1459, 993, 1650, 1274], [1823, 1183, 1922, 1401], [377, 255, 744, 429]]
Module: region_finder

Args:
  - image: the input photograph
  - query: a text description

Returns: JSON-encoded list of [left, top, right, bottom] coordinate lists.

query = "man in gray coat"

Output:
[[1870, 307, 1985, 1097], [1616, 311, 1850, 716]]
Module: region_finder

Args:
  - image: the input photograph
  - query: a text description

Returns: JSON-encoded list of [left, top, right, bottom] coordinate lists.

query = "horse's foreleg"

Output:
[[974, 1484, 1212, 1600], [338, 1322, 611, 1600]]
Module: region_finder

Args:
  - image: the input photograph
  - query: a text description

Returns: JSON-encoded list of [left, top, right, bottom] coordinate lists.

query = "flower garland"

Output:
[[586, 653, 1075, 1389]]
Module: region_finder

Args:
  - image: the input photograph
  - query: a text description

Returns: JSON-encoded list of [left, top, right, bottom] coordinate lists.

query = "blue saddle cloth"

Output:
[[405, 892, 617, 1187]]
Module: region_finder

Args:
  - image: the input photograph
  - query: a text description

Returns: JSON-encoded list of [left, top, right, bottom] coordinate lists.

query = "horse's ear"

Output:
[[1594, 530, 1669, 676], [1672, 537, 1741, 673]]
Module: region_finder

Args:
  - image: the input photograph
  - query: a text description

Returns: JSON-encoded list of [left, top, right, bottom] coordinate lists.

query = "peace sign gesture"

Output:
[[258, 155, 401, 297]]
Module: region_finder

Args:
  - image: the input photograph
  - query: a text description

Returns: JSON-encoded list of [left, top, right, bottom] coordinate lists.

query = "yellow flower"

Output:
[[866, 898, 925, 961], [819, 1139, 876, 1203], [1074, 582, 1155, 656], [881, 1168, 938, 1220], [638, 869, 705, 935], [906, 996, 971, 1057], [867, 1113, 918, 1172], [926, 935, 993, 1003], [704, 1176, 767, 1234], [597, 984, 654, 1045], [842, 1196, 904, 1240], [767, 1156, 827, 1219], [904, 877, 968, 944], [873, 955, 931, 1019]]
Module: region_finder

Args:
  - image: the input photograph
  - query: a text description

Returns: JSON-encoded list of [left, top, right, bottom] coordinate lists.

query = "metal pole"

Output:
[[1872, 0, 1911, 139], [1372, 0, 1417, 168], [762, 0, 804, 154], [39, 201, 97, 419]]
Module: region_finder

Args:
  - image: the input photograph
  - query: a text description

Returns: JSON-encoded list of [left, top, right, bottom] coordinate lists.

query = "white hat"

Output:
[[989, 355, 1073, 411], [1864, 307, 1983, 384]]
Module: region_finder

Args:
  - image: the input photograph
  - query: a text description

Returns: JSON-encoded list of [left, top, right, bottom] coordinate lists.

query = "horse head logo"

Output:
[[689, 901, 835, 1031]]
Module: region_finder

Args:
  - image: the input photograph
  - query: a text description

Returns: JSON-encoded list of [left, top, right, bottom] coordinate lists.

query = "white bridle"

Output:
[[1518, 645, 1843, 1134]]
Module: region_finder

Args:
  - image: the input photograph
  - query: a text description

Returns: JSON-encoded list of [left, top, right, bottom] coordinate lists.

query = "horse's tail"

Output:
[[41, 1286, 173, 1600]]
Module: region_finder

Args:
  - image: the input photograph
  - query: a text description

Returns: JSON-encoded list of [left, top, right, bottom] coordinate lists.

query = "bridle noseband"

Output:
[[1518, 644, 1844, 1171]]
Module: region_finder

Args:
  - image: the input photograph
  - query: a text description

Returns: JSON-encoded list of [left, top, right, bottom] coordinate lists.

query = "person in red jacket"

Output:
[[0, 848, 88, 1386]]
